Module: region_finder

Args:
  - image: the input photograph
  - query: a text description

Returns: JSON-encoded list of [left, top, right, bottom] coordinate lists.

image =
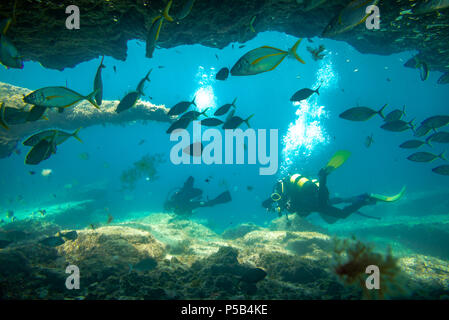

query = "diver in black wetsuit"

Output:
[[262, 151, 405, 224], [164, 176, 232, 216]]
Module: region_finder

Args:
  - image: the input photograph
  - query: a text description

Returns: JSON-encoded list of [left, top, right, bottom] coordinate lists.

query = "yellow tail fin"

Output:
[[289, 38, 306, 64], [72, 127, 83, 143], [163, 0, 174, 22], [370, 186, 406, 202], [0, 102, 9, 130]]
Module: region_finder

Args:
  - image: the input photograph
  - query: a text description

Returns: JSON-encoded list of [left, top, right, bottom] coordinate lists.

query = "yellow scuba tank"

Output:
[[289, 173, 320, 189]]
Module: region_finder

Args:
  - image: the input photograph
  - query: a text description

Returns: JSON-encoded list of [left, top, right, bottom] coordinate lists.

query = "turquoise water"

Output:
[[1, 30, 449, 300], [1, 32, 447, 229]]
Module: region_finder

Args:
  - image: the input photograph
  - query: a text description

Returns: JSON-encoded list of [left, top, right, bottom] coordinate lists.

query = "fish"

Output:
[[107, 214, 114, 224], [215, 67, 229, 81], [25, 135, 57, 165], [421, 115, 449, 130], [146, 15, 164, 58], [113, 65, 117, 73], [176, 0, 196, 20], [407, 151, 446, 163], [166, 117, 192, 134], [26, 105, 47, 122], [79, 152, 89, 160], [364, 134, 374, 148], [56, 230, 78, 241], [23, 87, 99, 109], [432, 164, 449, 176], [0, 239, 12, 249], [413, 0, 449, 15], [249, 16, 256, 33], [129, 257, 158, 273], [380, 119, 415, 132], [214, 98, 237, 116], [162, 0, 175, 22], [183, 142, 204, 157], [223, 114, 254, 129], [29, 171, 36, 175], [215, 54, 219, 60], [414, 125, 433, 137], [322, 0, 380, 37], [247, 186, 254, 191], [138, 139, 146, 146], [239, 45, 246, 49], [200, 118, 224, 127], [225, 109, 236, 123], [426, 131, 449, 143], [290, 85, 321, 102], [116, 91, 140, 113], [93, 56, 105, 105], [438, 71, 449, 85], [41, 169, 52, 177], [136, 69, 152, 95], [419, 61, 429, 81], [339, 104, 387, 122], [0, 18, 23, 69], [0, 103, 29, 129], [399, 139, 430, 149], [40, 236, 65, 247], [240, 267, 267, 283], [168, 97, 196, 116], [384, 105, 406, 122], [230, 39, 305, 76], [179, 108, 209, 121], [23, 128, 82, 146]]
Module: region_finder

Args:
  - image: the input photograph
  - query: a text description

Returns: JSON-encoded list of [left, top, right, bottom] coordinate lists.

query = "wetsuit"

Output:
[[164, 176, 232, 216], [263, 169, 377, 223]]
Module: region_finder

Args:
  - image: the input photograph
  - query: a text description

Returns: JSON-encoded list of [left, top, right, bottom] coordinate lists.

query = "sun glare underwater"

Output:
[[1, 0, 449, 301]]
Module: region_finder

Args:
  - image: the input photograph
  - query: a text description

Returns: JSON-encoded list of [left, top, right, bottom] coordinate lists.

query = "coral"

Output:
[[1, 212, 448, 299], [1, 0, 449, 75], [332, 236, 402, 299], [0, 82, 172, 159]]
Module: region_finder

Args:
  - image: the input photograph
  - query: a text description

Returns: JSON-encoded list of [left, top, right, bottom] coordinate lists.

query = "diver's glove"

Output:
[[262, 198, 275, 211]]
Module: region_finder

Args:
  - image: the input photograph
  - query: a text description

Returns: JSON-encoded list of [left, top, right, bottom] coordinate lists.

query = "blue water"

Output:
[[1, 31, 448, 232]]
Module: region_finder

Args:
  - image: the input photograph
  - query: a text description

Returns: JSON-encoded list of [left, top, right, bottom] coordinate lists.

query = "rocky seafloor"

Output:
[[1, 208, 448, 300]]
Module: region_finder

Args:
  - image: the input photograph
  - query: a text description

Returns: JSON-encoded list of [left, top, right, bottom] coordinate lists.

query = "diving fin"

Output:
[[369, 186, 406, 202], [324, 150, 351, 174], [205, 191, 232, 207]]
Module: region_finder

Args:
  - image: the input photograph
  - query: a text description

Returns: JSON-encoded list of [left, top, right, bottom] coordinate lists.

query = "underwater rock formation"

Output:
[[0, 81, 172, 159], [0, 1, 448, 73], [1, 213, 448, 299]]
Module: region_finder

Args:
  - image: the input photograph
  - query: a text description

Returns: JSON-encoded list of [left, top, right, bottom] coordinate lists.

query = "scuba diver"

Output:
[[262, 150, 406, 224], [164, 176, 232, 216]]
